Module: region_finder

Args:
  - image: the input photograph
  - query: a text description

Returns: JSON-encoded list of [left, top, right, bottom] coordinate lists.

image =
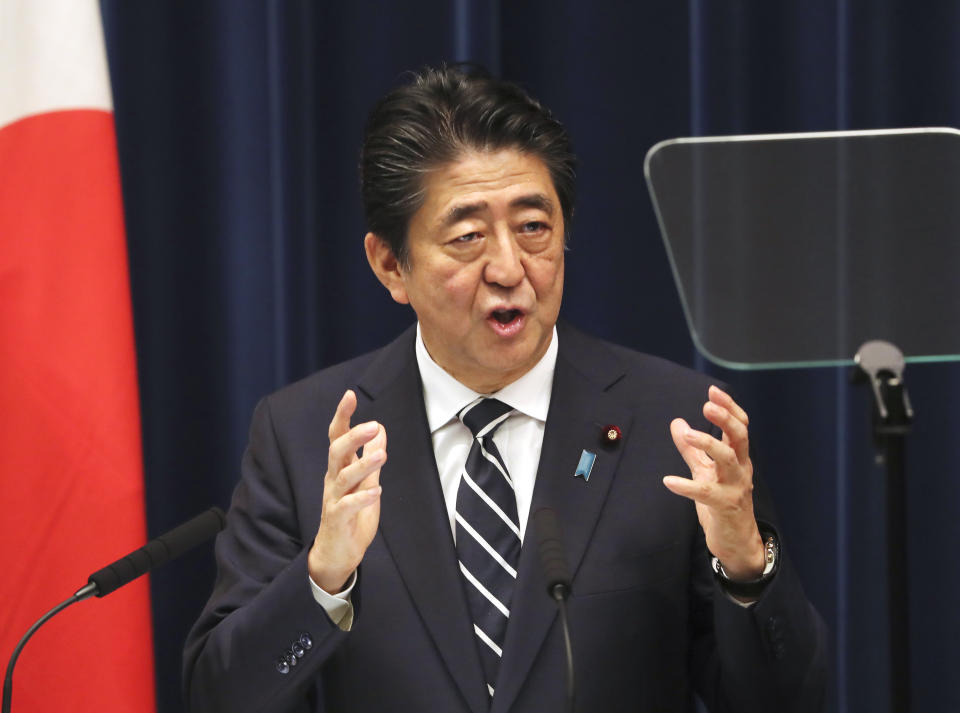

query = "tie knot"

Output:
[[458, 398, 513, 439]]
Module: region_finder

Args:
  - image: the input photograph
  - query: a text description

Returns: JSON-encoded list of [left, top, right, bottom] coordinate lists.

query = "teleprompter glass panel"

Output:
[[644, 128, 960, 369]]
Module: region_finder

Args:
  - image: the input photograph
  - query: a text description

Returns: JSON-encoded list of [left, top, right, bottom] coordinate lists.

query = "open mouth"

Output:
[[491, 309, 522, 324], [487, 308, 526, 336]]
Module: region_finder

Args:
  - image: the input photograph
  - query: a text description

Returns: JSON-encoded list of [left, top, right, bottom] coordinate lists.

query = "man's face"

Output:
[[370, 149, 565, 393]]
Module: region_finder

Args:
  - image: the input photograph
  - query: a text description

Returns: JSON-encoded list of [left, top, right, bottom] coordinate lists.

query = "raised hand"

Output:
[[308, 389, 386, 593], [663, 385, 765, 581]]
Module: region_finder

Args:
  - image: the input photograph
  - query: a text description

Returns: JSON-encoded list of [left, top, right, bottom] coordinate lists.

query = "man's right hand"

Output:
[[308, 389, 386, 593]]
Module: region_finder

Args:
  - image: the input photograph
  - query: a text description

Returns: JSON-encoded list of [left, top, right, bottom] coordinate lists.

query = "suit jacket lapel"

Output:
[[492, 325, 632, 713], [354, 327, 488, 713]]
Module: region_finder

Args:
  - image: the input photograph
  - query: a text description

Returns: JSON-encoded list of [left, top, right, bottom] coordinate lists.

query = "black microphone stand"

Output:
[[2, 583, 97, 713], [2, 506, 224, 713], [534, 507, 575, 713], [550, 583, 575, 713]]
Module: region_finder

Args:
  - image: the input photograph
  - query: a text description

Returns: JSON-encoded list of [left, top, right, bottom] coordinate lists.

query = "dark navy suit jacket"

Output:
[[184, 323, 827, 713]]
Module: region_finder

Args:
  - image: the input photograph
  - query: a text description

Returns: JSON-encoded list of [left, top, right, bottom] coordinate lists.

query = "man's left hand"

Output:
[[663, 385, 765, 581]]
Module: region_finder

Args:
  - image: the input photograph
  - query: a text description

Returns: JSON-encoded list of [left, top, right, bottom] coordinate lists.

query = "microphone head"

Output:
[[88, 506, 226, 597], [533, 507, 571, 599]]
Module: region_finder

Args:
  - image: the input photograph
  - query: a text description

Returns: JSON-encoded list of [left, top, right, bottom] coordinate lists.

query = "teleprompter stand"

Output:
[[645, 127, 960, 713], [853, 340, 913, 713]]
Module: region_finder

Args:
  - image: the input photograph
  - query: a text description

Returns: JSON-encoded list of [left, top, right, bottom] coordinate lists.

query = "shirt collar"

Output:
[[416, 323, 558, 434]]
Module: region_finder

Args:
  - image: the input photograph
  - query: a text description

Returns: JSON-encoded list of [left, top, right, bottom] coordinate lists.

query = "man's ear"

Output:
[[364, 232, 410, 305]]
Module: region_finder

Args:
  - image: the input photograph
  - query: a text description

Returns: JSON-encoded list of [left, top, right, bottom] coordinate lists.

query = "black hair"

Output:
[[360, 64, 576, 265]]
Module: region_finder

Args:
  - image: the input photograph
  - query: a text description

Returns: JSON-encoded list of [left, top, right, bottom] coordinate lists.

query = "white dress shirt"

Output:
[[417, 323, 557, 544], [309, 324, 558, 626]]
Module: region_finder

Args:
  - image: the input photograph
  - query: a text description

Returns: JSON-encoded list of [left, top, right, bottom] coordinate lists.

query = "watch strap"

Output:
[[712, 525, 780, 598]]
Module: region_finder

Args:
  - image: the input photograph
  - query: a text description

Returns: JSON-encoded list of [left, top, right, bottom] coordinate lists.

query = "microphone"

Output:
[[534, 506, 572, 601], [87, 506, 226, 597], [3, 506, 226, 713], [533, 507, 575, 713]]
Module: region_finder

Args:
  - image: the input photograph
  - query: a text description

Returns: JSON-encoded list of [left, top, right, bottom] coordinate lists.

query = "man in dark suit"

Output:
[[184, 65, 826, 713]]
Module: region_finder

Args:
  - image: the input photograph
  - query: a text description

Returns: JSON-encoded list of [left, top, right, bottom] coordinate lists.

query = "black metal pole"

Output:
[[879, 384, 910, 713], [854, 341, 913, 713]]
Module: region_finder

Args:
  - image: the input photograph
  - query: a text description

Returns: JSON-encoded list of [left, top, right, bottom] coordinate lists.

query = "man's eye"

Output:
[[454, 232, 481, 243], [520, 221, 547, 233]]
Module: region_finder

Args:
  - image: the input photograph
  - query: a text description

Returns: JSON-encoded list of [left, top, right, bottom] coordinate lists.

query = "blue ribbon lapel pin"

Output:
[[575, 449, 597, 482]]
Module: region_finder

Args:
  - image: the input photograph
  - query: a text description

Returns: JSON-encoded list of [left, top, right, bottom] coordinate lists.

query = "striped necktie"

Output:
[[455, 397, 521, 700]]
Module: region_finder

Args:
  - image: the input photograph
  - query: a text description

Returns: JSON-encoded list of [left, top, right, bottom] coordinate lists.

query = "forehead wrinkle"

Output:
[[442, 201, 489, 227]]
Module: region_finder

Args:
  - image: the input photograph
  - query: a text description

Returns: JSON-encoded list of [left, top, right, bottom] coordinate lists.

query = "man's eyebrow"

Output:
[[510, 193, 555, 214], [442, 201, 488, 227], [442, 194, 556, 227]]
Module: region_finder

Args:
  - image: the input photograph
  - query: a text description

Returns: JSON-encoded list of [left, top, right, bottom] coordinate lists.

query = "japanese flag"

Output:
[[0, 1, 156, 710]]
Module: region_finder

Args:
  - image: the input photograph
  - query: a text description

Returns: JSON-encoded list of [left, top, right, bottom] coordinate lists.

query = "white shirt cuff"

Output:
[[725, 591, 757, 608], [308, 570, 357, 631]]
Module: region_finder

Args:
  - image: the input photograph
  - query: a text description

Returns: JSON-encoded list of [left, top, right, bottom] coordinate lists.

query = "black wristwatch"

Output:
[[711, 526, 780, 599]]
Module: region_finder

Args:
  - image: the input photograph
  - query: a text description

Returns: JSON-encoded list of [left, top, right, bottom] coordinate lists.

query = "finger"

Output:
[[708, 385, 748, 426], [682, 426, 739, 474], [670, 418, 718, 474], [328, 390, 358, 442], [703, 401, 749, 463], [359, 424, 387, 489], [330, 442, 386, 499], [670, 418, 706, 472], [328, 420, 381, 479], [662, 475, 725, 508], [329, 485, 382, 520], [362, 423, 387, 458]]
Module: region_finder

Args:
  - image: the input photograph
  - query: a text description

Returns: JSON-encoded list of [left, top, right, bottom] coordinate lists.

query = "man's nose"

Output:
[[484, 231, 525, 287]]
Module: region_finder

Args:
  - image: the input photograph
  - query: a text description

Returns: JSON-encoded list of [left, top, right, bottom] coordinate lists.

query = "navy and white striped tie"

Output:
[[455, 397, 521, 699]]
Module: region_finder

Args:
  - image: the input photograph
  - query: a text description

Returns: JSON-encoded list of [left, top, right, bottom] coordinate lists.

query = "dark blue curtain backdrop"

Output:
[[99, 2, 960, 712]]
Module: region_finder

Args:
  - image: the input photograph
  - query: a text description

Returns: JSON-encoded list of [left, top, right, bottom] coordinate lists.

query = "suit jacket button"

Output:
[[292, 641, 305, 658], [773, 642, 786, 660], [285, 651, 298, 667], [276, 658, 291, 674], [299, 633, 313, 650]]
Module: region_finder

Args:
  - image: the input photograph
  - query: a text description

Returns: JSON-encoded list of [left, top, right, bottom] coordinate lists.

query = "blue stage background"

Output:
[[100, 2, 960, 711]]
